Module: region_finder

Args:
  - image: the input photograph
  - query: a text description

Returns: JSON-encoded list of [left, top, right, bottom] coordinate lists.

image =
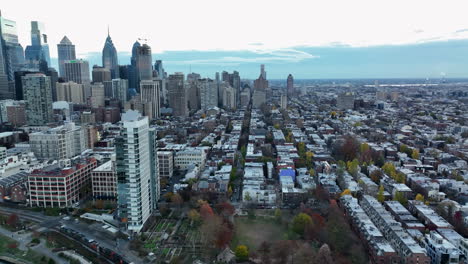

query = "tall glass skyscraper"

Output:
[[25, 21, 50, 66], [129, 41, 141, 91], [0, 14, 24, 99], [102, 30, 119, 79], [57, 36, 75, 78], [136, 43, 152, 82]]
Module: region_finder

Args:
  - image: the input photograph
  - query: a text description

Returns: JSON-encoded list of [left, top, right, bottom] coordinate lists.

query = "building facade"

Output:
[[22, 73, 53, 125], [57, 36, 75, 78]]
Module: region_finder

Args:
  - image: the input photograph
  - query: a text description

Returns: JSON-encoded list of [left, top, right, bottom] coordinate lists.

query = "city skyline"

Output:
[[2, 0, 468, 78]]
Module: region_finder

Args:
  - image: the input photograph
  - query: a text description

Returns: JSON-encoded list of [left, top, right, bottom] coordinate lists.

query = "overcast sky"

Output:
[[3, 0, 468, 78]]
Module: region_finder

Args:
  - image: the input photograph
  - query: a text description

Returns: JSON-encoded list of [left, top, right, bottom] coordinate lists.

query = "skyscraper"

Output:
[[129, 41, 141, 90], [25, 21, 50, 65], [136, 43, 152, 83], [0, 14, 20, 100], [21, 73, 53, 125], [287, 74, 294, 96], [57, 36, 75, 78], [140, 80, 160, 119], [154, 60, 164, 79], [116, 110, 158, 232], [261, 64, 266, 79], [1, 15, 24, 97], [92, 65, 111, 83], [167, 72, 187, 117], [112, 78, 128, 104], [102, 30, 119, 79], [199, 78, 218, 110], [64, 59, 91, 99]]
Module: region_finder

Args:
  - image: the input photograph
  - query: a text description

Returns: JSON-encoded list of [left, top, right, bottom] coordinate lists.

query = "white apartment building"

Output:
[[174, 148, 206, 171], [116, 110, 157, 232], [157, 151, 173, 178], [29, 122, 87, 160]]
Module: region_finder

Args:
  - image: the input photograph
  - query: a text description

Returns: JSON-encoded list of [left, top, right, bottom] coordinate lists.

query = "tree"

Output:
[[341, 189, 352, 197], [258, 241, 271, 264], [171, 193, 183, 207], [340, 135, 360, 161], [370, 170, 383, 183], [411, 149, 420, 160], [305, 151, 314, 168], [274, 209, 282, 223], [244, 192, 252, 202], [235, 245, 249, 262], [200, 203, 214, 220], [309, 168, 315, 177], [216, 202, 235, 217], [415, 193, 425, 202], [382, 162, 396, 177], [292, 213, 313, 235], [347, 159, 359, 177], [163, 192, 174, 202], [188, 209, 201, 223], [377, 185, 385, 203], [95, 200, 104, 210], [394, 191, 408, 206], [6, 214, 19, 229], [316, 244, 334, 264], [273, 123, 281, 129]]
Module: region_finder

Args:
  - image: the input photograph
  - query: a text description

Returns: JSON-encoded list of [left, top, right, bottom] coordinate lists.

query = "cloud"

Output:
[[165, 48, 318, 66]]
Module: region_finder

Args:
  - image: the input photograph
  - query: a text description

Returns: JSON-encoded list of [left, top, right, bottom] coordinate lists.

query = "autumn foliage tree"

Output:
[[199, 203, 214, 220], [292, 213, 313, 235], [235, 245, 249, 261], [6, 214, 19, 229]]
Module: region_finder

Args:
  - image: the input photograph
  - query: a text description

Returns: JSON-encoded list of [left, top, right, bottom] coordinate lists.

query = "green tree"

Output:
[[382, 162, 396, 176], [360, 143, 370, 153], [244, 192, 252, 201], [394, 191, 408, 206], [377, 185, 385, 202], [415, 193, 425, 202], [411, 149, 420, 160], [235, 245, 249, 261], [274, 209, 282, 223], [292, 213, 313, 235], [347, 159, 359, 177]]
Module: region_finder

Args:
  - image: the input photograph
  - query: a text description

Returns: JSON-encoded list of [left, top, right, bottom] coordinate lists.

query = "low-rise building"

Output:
[[91, 160, 116, 199]]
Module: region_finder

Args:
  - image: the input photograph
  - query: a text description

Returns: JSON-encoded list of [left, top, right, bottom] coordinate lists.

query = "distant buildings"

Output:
[[168, 72, 187, 117], [136, 43, 152, 84], [64, 59, 91, 99], [199, 78, 218, 110], [25, 21, 50, 65], [56, 81, 85, 104], [92, 66, 111, 83], [102, 31, 119, 79], [140, 80, 160, 119], [22, 73, 53, 125], [337, 92, 355, 109], [252, 65, 269, 108], [287, 74, 294, 96], [57, 36, 76, 78]]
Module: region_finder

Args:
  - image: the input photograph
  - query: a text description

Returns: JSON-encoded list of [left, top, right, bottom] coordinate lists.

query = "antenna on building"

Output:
[[107, 25, 110, 36]]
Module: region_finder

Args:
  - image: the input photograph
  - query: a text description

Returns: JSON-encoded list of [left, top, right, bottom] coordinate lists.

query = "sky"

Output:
[[3, 0, 468, 78]]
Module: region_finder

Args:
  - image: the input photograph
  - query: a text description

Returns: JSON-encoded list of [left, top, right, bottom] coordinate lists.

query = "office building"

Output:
[[222, 83, 236, 110], [56, 81, 85, 104], [22, 73, 53, 125], [1, 15, 24, 99], [280, 94, 287, 109], [91, 159, 117, 199], [57, 36, 76, 77], [199, 78, 217, 110], [136, 43, 152, 83], [29, 122, 87, 160], [186, 80, 200, 111], [287, 74, 294, 96], [116, 110, 158, 232], [90, 83, 105, 108], [112, 78, 128, 104], [174, 147, 207, 170], [140, 80, 160, 119], [154, 60, 164, 79], [129, 41, 140, 90], [64, 59, 91, 99], [167, 72, 187, 117], [337, 92, 355, 109], [102, 31, 119, 79], [157, 151, 173, 178], [92, 65, 111, 83], [25, 21, 50, 65], [28, 158, 97, 208]]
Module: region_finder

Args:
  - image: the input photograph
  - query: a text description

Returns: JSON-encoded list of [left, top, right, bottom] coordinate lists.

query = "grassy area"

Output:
[[0, 233, 47, 263], [231, 216, 287, 251]]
